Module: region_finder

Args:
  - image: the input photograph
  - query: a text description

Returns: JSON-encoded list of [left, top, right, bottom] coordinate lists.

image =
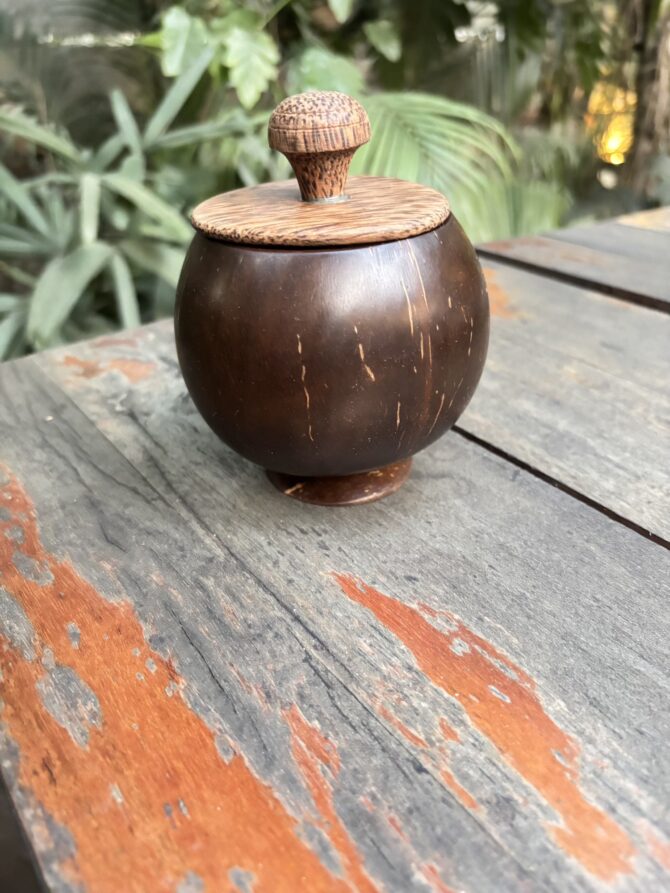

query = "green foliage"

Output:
[[352, 93, 521, 240], [0, 57, 246, 357], [327, 0, 355, 25], [156, 6, 210, 77], [222, 27, 280, 109], [363, 21, 402, 63], [144, 6, 280, 110], [286, 48, 364, 95]]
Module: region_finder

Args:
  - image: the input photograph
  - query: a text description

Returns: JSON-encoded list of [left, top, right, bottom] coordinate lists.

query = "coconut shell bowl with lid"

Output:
[[175, 91, 489, 506]]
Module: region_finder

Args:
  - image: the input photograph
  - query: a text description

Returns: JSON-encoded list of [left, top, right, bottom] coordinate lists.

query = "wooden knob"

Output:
[[268, 91, 371, 203]]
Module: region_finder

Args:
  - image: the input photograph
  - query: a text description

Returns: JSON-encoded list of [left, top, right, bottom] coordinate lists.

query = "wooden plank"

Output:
[[0, 358, 536, 893], [550, 220, 669, 266], [23, 327, 670, 891], [478, 223, 670, 311], [460, 261, 670, 541], [617, 206, 670, 233]]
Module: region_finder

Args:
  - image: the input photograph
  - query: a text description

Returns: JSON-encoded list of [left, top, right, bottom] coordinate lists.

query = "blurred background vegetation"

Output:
[[0, 0, 668, 357]]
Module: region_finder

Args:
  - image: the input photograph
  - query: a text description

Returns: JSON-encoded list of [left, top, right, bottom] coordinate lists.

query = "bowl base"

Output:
[[266, 459, 412, 506]]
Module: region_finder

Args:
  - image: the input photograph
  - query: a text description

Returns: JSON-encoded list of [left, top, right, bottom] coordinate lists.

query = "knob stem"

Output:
[[268, 92, 371, 203], [284, 148, 357, 202]]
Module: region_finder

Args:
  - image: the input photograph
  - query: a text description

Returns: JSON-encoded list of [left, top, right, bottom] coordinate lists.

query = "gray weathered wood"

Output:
[[0, 358, 537, 893], [14, 326, 670, 891], [479, 221, 670, 310], [617, 206, 670, 233], [461, 260, 670, 540], [551, 220, 670, 268]]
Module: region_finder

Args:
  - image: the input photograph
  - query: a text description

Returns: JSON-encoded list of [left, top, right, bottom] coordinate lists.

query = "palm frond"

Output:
[[0, 106, 82, 164], [352, 92, 521, 239]]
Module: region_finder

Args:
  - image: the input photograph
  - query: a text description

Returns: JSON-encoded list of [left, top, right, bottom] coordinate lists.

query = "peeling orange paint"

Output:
[[62, 354, 155, 383], [285, 705, 378, 892], [332, 573, 636, 882], [378, 704, 428, 748], [0, 467, 359, 893], [439, 768, 479, 813], [61, 355, 103, 378], [92, 336, 139, 349], [435, 718, 480, 809], [376, 702, 478, 811], [421, 862, 457, 893], [439, 718, 459, 743], [387, 813, 409, 843], [641, 824, 670, 872], [107, 359, 156, 383], [482, 268, 521, 319]]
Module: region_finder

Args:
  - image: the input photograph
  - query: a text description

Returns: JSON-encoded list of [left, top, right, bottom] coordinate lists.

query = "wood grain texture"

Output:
[[458, 261, 670, 540], [478, 221, 670, 310], [0, 358, 547, 893], [190, 176, 450, 246], [10, 324, 668, 891], [268, 92, 370, 155], [268, 92, 370, 201]]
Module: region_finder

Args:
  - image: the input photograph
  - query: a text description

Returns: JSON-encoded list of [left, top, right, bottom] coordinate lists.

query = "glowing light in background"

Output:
[[586, 82, 637, 166]]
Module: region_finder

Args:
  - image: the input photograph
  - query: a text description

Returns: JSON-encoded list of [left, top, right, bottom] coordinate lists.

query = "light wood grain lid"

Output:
[[190, 176, 450, 247]]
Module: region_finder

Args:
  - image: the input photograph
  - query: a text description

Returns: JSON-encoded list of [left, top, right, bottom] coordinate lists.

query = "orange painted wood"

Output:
[[191, 176, 450, 247], [0, 357, 539, 893]]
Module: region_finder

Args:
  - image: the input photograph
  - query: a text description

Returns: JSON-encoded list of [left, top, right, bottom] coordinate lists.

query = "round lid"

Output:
[[191, 91, 450, 248]]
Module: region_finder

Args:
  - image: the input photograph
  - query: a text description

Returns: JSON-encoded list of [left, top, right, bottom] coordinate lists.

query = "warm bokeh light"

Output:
[[586, 82, 636, 165]]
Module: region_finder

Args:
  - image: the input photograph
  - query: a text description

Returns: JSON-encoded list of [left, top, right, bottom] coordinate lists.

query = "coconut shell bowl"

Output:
[[174, 91, 490, 506]]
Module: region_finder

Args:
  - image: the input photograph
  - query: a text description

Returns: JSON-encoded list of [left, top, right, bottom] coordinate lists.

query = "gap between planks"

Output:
[[476, 247, 670, 315], [453, 425, 670, 551]]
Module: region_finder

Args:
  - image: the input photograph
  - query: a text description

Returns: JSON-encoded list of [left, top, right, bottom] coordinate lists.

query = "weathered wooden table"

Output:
[[1, 208, 668, 893]]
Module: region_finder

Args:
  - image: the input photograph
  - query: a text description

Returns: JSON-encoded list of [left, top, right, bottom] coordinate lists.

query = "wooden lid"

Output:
[[191, 176, 450, 247], [191, 91, 450, 248]]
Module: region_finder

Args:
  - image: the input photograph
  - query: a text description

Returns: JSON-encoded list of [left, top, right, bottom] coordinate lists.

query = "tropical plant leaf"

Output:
[[0, 237, 52, 255], [222, 27, 279, 110], [286, 47, 364, 95], [27, 242, 114, 348], [120, 240, 186, 289], [0, 294, 24, 313], [80, 173, 101, 244], [109, 251, 141, 328], [0, 260, 36, 288], [101, 173, 192, 242], [463, 177, 570, 243], [149, 116, 241, 150], [328, 0, 354, 24], [158, 6, 210, 77], [143, 47, 215, 147], [0, 106, 82, 164], [0, 163, 51, 238], [92, 133, 126, 172], [0, 221, 54, 253], [363, 20, 402, 62], [351, 92, 519, 240], [118, 154, 146, 181], [109, 89, 144, 166], [42, 189, 75, 251], [0, 306, 27, 360]]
